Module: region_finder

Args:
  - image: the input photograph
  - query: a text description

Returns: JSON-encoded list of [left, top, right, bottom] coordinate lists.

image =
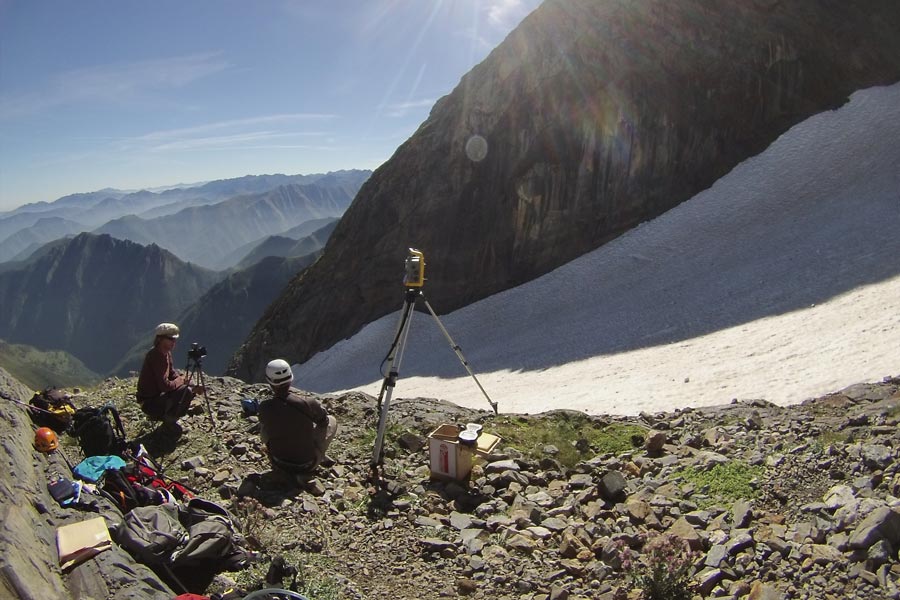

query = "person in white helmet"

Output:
[[135, 322, 202, 433], [258, 358, 337, 476]]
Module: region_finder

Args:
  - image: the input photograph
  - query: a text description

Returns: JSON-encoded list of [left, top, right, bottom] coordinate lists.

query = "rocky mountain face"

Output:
[[96, 175, 365, 270], [0, 233, 220, 373], [0, 367, 171, 599], [230, 0, 900, 381], [4, 365, 899, 599]]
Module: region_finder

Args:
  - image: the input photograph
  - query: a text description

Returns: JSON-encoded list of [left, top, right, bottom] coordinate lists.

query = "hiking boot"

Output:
[[160, 421, 183, 436], [294, 471, 315, 486]]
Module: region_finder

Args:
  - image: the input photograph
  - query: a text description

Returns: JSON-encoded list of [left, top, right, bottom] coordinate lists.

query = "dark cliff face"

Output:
[[0, 233, 220, 373], [230, 0, 900, 381]]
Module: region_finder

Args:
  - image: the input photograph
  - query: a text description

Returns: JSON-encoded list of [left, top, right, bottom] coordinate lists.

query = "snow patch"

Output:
[[295, 83, 900, 415]]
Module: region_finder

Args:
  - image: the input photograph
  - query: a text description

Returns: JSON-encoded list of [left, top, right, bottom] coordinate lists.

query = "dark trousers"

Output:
[[138, 385, 194, 423]]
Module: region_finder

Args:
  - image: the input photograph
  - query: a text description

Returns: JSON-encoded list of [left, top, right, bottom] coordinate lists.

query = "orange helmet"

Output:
[[34, 427, 59, 453]]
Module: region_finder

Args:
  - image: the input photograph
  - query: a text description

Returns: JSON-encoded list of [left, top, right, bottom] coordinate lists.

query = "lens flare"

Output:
[[465, 134, 488, 162]]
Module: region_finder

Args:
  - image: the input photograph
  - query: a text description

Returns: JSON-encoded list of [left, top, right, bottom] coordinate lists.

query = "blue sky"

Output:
[[0, 0, 540, 210]]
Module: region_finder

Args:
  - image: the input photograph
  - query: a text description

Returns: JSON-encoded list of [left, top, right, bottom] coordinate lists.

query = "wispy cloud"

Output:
[[148, 131, 327, 152], [138, 113, 337, 142], [0, 52, 230, 119], [384, 98, 436, 118]]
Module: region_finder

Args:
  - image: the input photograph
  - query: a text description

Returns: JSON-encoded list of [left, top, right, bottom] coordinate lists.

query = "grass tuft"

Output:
[[675, 461, 761, 507], [487, 412, 646, 467]]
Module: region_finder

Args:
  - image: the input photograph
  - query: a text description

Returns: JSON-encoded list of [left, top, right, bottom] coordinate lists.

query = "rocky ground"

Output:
[[46, 370, 900, 600]]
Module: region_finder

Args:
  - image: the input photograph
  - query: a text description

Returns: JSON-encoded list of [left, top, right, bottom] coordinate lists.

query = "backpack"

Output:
[[72, 405, 128, 457], [29, 387, 76, 432], [172, 498, 250, 571], [101, 455, 192, 513], [179, 498, 242, 530], [102, 467, 170, 513], [134, 459, 193, 502], [118, 503, 188, 566]]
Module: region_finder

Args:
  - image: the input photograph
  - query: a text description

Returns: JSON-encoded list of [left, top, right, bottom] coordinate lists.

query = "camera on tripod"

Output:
[[187, 342, 207, 362]]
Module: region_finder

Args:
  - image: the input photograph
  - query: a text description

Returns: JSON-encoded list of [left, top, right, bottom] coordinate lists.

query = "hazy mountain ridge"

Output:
[[0, 219, 337, 378], [220, 216, 338, 268], [0, 171, 371, 267], [3, 188, 127, 217], [0, 217, 84, 262], [235, 220, 337, 270], [0, 233, 221, 373], [94, 178, 361, 269]]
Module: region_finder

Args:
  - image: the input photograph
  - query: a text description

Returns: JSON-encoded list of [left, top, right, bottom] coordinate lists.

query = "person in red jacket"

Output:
[[135, 323, 202, 433]]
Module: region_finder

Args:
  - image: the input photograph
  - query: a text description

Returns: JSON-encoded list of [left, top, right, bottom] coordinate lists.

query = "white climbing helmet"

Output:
[[266, 359, 294, 386], [154, 322, 180, 339]]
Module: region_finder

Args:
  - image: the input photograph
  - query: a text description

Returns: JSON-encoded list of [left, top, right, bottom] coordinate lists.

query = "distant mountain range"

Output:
[[94, 181, 355, 269], [233, 219, 336, 271], [0, 233, 220, 373], [0, 217, 83, 263], [0, 170, 370, 267], [0, 221, 332, 377], [0, 168, 359, 378], [219, 216, 336, 269]]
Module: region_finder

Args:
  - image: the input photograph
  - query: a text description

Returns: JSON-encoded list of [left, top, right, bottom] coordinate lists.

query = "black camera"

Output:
[[187, 342, 207, 361]]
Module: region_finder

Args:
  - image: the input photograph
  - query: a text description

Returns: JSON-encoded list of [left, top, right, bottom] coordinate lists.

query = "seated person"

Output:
[[259, 359, 337, 476], [135, 322, 201, 431]]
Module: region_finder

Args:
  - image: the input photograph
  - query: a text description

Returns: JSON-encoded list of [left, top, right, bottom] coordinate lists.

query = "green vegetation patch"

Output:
[[348, 421, 405, 459], [814, 429, 851, 450], [675, 461, 762, 506], [0, 339, 100, 390], [487, 412, 646, 467]]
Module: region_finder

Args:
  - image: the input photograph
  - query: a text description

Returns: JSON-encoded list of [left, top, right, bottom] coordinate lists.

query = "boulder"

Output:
[[848, 507, 900, 551], [598, 471, 628, 503]]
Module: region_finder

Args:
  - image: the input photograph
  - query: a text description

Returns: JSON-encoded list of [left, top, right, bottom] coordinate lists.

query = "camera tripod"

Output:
[[370, 287, 498, 480], [184, 355, 216, 433]]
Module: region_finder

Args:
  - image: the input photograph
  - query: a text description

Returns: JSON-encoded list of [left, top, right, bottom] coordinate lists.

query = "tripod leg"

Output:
[[422, 298, 498, 414], [371, 294, 418, 474]]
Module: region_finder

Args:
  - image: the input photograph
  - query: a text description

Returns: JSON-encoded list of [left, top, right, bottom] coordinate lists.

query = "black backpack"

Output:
[[73, 405, 128, 457]]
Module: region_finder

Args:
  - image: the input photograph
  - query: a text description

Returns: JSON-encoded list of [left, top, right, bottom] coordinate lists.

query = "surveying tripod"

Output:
[[370, 250, 498, 482]]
